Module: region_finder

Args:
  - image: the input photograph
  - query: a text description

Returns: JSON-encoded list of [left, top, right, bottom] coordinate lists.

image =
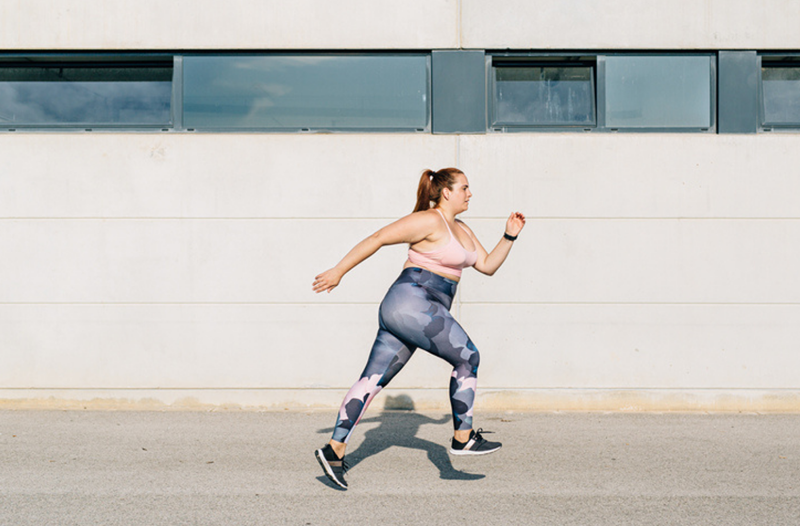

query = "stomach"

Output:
[[403, 260, 461, 283]]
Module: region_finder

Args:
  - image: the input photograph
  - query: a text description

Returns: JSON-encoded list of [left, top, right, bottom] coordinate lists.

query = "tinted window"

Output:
[[762, 66, 800, 126], [605, 56, 712, 129], [493, 66, 595, 126], [0, 65, 172, 126], [182, 55, 428, 130]]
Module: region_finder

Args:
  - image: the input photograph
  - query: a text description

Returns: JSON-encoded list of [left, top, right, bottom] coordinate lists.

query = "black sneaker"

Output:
[[315, 444, 348, 489], [449, 428, 502, 456]]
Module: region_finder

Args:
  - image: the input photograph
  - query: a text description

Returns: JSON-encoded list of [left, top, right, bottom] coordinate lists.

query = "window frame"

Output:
[[0, 52, 177, 132], [488, 51, 717, 133]]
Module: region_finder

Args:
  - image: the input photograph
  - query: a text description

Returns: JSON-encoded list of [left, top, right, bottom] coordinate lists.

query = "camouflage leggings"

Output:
[[331, 267, 480, 443]]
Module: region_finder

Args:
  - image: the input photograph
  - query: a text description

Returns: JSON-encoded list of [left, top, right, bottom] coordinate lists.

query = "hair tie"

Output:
[[429, 171, 436, 181]]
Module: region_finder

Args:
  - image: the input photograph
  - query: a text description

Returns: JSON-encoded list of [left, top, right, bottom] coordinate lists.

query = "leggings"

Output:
[[331, 267, 480, 444]]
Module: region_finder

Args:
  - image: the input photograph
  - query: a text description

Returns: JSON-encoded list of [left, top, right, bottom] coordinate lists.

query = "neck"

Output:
[[435, 206, 456, 222]]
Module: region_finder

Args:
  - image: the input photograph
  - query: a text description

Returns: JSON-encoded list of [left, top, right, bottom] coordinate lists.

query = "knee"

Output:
[[463, 340, 480, 374]]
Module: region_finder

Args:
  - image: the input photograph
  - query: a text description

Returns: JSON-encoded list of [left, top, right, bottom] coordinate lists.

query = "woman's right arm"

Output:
[[312, 212, 436, 293]]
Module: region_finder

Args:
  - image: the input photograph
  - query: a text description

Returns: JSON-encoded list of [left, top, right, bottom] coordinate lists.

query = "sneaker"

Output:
[[449, 428, 502, 456], [315, 444, 348, 489]]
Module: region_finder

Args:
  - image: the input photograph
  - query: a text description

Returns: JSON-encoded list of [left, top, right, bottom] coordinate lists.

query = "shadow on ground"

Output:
[[316, 395, 485, 487]]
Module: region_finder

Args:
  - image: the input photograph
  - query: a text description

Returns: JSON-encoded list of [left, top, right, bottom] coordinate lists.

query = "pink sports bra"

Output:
[[407, 209, 478, 278]]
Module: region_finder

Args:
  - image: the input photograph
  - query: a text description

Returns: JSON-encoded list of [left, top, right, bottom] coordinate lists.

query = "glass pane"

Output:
[[494, 66, 595, 126], [0, 66, 172, 126], [762, 66, 800, 125], [605, 56, 712, 128], [183, 55, 428, 130]]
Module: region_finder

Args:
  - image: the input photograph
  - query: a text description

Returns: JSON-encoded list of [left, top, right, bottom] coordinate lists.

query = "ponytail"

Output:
[[413, 168, 462, 212]]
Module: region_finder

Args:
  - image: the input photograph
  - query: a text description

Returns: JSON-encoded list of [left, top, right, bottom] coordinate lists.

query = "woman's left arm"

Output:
[[464, 212, 526, 276]]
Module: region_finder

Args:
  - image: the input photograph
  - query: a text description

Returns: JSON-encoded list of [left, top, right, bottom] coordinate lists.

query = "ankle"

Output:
[[329, 440, 347, 459], [453, 430, 472, 443]]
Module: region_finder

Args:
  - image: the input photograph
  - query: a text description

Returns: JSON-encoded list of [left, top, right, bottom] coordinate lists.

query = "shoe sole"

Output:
[[449, 445, 502, 456], [315, 448, 347, 489]]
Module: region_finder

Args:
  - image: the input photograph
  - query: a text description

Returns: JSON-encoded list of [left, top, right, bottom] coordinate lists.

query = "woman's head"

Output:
[[414, 168, 466, 213]]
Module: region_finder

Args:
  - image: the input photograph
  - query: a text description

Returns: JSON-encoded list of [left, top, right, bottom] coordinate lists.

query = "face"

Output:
[[443, 173, 472, 213]]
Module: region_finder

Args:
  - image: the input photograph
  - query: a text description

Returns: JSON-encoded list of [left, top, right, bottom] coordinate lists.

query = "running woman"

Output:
[[313, 168, 525, 489]]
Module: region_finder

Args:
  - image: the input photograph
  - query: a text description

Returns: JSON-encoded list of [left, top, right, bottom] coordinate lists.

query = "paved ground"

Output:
[[0, 410, 798, 525]]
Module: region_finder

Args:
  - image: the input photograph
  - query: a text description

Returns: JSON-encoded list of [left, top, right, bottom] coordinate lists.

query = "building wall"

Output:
[[1, 0, 799, 411]]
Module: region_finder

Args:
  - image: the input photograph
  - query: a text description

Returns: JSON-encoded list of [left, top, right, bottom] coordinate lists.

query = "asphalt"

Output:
[[1, 409, 798, 525]]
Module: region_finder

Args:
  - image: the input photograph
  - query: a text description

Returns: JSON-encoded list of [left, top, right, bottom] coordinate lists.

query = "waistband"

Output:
[[400, 267, 458, 298]]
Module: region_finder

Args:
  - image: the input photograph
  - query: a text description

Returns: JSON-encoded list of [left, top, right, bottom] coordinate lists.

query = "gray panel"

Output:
[[432, 50, 486, 134], [718, 51, 758, 134]]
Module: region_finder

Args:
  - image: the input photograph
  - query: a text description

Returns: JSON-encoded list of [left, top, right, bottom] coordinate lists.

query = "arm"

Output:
[[313, 212, 438, 293], [463, 212, 526, 277]]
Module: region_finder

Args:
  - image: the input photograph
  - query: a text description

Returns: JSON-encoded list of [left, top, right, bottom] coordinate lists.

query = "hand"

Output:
[[505, 212, 526, 237], [313, 268, 343, 294]]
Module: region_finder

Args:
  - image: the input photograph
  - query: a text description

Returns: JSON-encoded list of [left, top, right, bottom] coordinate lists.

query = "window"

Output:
[[760, 56, 800, 128], [0, 56, 173, 129], [604, 55, 713, 130], [182, 54, 429, 131], [491, 57, 596, 128], [489, 53, 715, 132]]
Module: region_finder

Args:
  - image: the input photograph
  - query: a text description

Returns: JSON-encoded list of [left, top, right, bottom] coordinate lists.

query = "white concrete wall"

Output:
[[1, 134, 799, 411], [2, 0, 800, 50], [2, 0, 800, 411]]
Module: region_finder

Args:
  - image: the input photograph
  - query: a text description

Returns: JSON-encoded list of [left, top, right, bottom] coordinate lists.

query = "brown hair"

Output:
[[413, 168, 463, 213]]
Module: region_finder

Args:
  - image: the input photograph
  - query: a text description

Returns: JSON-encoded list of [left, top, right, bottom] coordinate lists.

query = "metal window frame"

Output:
[[0, 52, 176, 133], [758, 52, 800, 131], [488, 51, 717, 134], [179, 51, 431, 134]]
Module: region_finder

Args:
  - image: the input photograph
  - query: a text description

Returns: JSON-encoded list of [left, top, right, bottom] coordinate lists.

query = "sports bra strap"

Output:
[[434, 208, 453, 236]]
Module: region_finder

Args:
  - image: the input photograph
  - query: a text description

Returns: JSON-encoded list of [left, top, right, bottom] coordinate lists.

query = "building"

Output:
[[1, 0, 799, 411]]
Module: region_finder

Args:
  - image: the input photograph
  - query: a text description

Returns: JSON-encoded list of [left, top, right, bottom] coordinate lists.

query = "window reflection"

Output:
[[605, 56, 712, 129], [762, 66, 800, 125], [0, 67, 172, 126], [183, 55, 428, 130], [494, 66, 595, 126]]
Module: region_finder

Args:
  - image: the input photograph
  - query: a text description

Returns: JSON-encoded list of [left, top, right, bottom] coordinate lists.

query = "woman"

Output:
[[313, 168, 525, 489]]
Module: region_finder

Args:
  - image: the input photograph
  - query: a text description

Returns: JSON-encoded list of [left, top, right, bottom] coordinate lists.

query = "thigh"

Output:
[[380, 283, 478, 370], [359, 328, 416, 388]]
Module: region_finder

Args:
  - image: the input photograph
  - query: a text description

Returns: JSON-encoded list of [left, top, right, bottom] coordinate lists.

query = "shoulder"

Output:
[[406, 209, 442, 227]]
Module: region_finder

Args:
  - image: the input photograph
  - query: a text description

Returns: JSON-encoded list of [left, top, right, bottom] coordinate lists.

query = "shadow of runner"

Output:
[[317, 409, 485, 482]]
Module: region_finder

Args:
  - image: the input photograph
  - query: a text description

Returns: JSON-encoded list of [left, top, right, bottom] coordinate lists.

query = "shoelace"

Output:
[[473, 428, 493, 446]]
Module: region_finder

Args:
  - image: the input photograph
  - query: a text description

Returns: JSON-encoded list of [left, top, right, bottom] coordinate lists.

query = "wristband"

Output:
[[503, 232, 517, 241]]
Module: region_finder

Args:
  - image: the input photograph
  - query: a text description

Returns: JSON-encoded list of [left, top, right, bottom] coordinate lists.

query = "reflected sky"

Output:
[[0, 82, 171, 125], [183, 55, 428, 129], [0, 66, 172, 125]]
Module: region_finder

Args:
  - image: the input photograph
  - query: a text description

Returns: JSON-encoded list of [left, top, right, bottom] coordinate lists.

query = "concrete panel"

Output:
[[0, 304, 453, 389], [0, 219, 417, 304], [2, 217, 798, 305], [459, 134, 800, 219], [462, 0, 800, 50], [459, 218, 800, 304], [0, 134, 456, 219], [0, 0, 458, 50], [462, 304, 800, 389]]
